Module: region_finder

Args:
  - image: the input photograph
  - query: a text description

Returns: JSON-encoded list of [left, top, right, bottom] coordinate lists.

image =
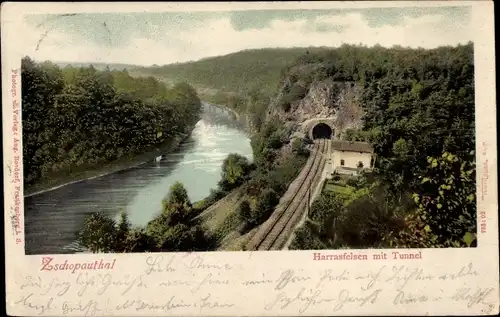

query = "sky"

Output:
[[21, 6, 473, 66]]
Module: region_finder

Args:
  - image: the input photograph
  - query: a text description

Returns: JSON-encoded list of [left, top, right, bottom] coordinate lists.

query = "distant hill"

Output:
[[51, 47, 333, 96], [54, 61, 141, 71], [133, 47, 332, 96]]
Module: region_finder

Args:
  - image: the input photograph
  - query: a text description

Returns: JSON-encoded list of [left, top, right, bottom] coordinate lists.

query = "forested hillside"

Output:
[[22, 57, 202, 190], [134, 48, 324, 95], [71, 42, 476, 252], [135, 48, 331, 131], [284, 43, 476, 249], [133, 43, 476, 250]]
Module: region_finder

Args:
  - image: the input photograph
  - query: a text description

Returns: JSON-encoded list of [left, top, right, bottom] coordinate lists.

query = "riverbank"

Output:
[[197, 92, 255, 138], [24, 130, 194, 198], [24, 99, 250, 198]]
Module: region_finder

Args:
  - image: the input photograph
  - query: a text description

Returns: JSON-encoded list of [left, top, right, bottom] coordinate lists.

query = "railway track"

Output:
[[246, 138, 329, 251]]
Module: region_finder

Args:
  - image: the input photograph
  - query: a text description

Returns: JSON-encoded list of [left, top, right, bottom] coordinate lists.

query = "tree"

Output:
[[145, 214, 171, 248], [251, 188, 279, 225], [289, 222, 328, 250], [399, 152, 476, 247], [309, 192, 344, 240], [115, 211, 131, 252], [164, 203, 193, 226], [122, 229, 157, 253], [237, 200, 252, 231], [219, 153, 252, 191], [78, 212, 117, 253], [164, 181, 191, 207], [22, 58, 203, 190]]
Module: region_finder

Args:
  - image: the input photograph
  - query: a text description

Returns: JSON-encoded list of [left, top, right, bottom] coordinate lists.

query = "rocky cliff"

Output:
[[267, 63, 365, 139]]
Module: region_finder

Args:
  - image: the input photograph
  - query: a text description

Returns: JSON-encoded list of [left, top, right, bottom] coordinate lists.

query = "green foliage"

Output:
[[164, 203, 195, 226], [213, 211, 240, 241], [229, 114, 308, 233], [218, 154, 253, 191], [78, 212, 117, 253], [145, 214, 172, 248], [279, 82, 308, 111], [78, 180, 214, 252], [335, 187, 407, 248], [289, 222, 329, 250], [145, 217, 207, 251], [22, 57, 202, 188], [247, 151, 308, 200], [145, 181, 215, 251], [121, 229, 157, 253], [250, 119, 290, 169], [115, 211, 131, 252], [134, 48, 315, 97], [157, 224, 209, 251], [392, 138, 410, 158], [164, 181, 191, 207], [389, 152, 476, 247], [309, 191, 344, 238], [251, 188, 280, 225], [345, 175, 367, 189], [133, 48, 324, 132], [343, 129, 364, 142], [81, 42, 475, 252], [291, 137, 310, 157], [237, 200, 252, 225], [293, 178, 412, 250], [356, 44, 475, 197], [290, 43, 475, 250], [192, 188, 227, 213]]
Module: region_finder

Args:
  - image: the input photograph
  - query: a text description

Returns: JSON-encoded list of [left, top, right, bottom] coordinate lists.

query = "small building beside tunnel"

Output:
[[331, 140, 375, 176]]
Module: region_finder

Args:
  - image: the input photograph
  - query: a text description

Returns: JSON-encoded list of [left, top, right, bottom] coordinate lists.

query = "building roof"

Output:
[[331, 140, 374, 153]]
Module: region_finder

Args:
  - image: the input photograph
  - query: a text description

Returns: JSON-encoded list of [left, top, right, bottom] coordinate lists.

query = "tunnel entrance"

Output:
[[311, 123, 333, 139]]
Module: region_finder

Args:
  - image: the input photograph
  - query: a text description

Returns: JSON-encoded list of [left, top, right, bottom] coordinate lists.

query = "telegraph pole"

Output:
[[307, 189, 310, 217], [307, 178, 312, 217]]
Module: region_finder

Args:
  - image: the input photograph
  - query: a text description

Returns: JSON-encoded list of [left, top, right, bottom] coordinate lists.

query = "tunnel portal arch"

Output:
[[303, 117, 336, 140], [311, 122, 333, 139]]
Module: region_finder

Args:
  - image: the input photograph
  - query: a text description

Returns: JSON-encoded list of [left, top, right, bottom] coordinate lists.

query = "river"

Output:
[[24, 103, 253, 255]]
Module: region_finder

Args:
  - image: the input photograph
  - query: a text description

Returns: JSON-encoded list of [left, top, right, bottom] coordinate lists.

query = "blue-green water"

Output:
[[24, 103, 252, 254]]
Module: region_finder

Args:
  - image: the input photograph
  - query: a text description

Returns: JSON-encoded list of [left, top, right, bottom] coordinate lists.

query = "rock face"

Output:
[[294, 78, 338, 122], [268, 69, 364, 139], [332, 81, 364, 136]]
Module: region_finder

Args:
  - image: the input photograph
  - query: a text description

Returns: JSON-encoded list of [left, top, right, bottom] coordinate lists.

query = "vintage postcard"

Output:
[[2, 1, 499, 316]]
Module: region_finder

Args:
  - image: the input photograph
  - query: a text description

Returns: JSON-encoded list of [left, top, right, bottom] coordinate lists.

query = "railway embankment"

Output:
[[246, 138, 329, 251]]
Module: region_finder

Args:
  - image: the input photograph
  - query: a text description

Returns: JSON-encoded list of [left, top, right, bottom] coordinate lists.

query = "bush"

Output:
[[309, 191, 344, 238], [122, 229, 157, 253], [165, 181, 191, 207], [289, 222, 328, 250], [164, 203, 194, 226], [278, 83, 308, 112], [268, 131, 284, 150], [115, 211, 131, 252], [291, 138, 309, 157], [346, 175, 365, 188], [78, 212, 117, 253], [213, 212, 240, 241], [145, 214, 171, 248], [218, 153, 253, 191], [251, 188, 279, 225], [237, 200, 252, 222], [193, 188, 227, 212]]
